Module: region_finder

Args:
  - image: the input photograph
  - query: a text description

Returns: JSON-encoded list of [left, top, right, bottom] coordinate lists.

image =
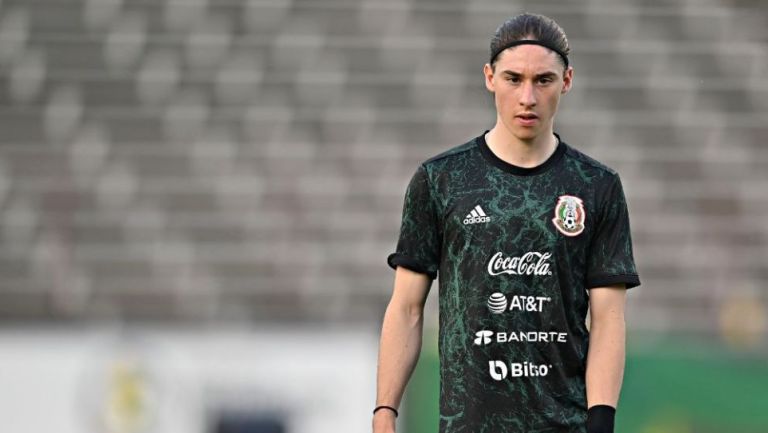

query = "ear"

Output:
[[561, 66, 574, 95], [483, 63, 495, 93]]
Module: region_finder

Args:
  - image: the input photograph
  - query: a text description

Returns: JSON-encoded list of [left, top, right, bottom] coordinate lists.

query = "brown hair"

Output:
[[489, 13, 570, 71]]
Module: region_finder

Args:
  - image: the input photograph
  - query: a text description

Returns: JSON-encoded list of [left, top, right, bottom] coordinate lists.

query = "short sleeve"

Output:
[[387, 164, 441, 280], [585, 174, 641, 289]]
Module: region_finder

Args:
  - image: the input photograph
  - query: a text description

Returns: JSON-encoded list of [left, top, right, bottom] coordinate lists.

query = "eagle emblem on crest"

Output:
[[552, 195, 585, 237]]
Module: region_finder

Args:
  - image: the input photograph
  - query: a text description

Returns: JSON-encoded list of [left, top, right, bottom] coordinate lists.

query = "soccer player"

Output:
[[372, 13, 640, 433]]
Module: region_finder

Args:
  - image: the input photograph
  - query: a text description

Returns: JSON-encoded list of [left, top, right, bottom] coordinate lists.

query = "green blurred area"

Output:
[[404, 329, 768, 433]]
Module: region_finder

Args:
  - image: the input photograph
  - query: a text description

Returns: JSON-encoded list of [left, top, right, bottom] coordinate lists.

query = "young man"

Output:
[[373, 13, 640, 433]]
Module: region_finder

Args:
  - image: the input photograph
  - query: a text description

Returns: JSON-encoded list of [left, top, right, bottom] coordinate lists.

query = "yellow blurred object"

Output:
[[718, 293, 766, 349], [104, 359, 152, 433]]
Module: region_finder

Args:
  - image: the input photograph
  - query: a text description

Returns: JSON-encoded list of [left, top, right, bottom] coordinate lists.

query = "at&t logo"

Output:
[[487, 293, 507, 314], [486, 292, 551, 313]]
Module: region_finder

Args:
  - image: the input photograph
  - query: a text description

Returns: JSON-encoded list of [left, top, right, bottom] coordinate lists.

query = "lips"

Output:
[[515, 112, 539, 126], [516, 112, 538, 120]]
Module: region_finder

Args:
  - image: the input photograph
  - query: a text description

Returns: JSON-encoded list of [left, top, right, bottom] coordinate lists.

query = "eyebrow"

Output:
[[502, 70, 559, 78]]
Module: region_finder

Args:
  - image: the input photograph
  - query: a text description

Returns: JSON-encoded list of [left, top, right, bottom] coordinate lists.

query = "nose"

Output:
[[519, 81, 536, 107]]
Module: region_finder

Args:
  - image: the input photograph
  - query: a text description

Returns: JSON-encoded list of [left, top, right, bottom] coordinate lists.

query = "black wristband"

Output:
[[373, 405, 398, 418], [587, 405, 615, 433]]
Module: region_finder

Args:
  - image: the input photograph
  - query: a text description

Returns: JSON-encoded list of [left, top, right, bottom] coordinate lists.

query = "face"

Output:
[[483, 44, 573, 142]]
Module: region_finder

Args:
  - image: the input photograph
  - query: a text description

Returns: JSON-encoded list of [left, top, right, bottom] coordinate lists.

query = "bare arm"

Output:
[[372, 266, 433, 433], [585, 284, 627, 409]]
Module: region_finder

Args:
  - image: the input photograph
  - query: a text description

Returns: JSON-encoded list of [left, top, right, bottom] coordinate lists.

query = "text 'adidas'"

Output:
[[464, 205, 490, 225]]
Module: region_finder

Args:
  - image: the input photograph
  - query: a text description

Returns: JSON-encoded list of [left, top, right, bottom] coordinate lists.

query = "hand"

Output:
[[372, 410, 396, 433]]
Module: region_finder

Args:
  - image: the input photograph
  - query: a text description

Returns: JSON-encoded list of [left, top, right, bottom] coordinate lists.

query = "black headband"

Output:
[[490, 39, 569, 69]]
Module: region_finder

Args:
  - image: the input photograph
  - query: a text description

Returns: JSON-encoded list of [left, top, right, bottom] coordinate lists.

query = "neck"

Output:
[[485, 122, 558, 168]]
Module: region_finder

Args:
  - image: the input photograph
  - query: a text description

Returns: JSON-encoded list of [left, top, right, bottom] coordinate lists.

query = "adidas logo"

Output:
[[463, 205, 490, 225]]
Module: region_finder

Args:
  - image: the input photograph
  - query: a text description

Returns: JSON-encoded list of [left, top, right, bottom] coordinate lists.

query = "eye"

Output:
[[538, 77, 554, 85], [506, 76, 521, 84]]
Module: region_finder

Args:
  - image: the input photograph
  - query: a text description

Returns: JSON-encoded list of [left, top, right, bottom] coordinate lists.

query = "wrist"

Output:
[[587, 405, 615, 433], [373, 405, 399, 418], [372, 411, 396, 433]]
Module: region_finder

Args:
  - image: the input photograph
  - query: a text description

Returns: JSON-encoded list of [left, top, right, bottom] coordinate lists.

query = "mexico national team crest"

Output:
[[552, 195, 585, 237]]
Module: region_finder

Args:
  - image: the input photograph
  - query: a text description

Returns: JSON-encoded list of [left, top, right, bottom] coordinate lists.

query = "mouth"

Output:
[[515, 112, 539, 120], [515, 112, 539, 126]]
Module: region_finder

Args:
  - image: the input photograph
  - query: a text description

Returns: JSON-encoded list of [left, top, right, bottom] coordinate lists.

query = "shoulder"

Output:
[[560, 140, 623, 189], [565, 144, 617, 176], [419, 134, 479, 172], [560, 141, 631, 215]]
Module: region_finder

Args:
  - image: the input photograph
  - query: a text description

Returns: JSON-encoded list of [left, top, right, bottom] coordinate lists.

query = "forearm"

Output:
[[585, 316, 626, 408], [375, 302, 424, 411]]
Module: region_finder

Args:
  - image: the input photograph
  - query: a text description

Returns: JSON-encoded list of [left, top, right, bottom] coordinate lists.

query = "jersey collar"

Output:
[[477, 129, 566, 176]]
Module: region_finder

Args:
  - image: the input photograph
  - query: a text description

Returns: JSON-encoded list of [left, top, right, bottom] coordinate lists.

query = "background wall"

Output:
[[0, 0, 766, 432]]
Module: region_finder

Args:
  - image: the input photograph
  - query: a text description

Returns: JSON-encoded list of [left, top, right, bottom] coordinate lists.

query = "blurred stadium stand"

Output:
[[0, 0, 766, 348]]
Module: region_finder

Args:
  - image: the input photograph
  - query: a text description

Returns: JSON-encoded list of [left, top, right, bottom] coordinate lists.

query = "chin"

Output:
[[511, 128, 540, 142]]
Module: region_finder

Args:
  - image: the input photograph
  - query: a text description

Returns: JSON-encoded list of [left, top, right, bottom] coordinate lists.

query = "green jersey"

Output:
[[388, 130, 640, 433]]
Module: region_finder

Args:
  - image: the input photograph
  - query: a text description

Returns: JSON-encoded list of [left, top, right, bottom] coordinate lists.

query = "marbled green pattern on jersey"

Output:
[[388, 131, 640, 433]]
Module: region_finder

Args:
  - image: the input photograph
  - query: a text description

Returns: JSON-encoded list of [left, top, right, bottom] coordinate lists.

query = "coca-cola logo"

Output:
[[487, 252, 552, 276]]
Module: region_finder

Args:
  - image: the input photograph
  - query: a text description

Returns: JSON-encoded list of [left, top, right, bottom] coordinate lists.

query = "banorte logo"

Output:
[[487, 251, 552, 276], [474, 330, 493, 345]]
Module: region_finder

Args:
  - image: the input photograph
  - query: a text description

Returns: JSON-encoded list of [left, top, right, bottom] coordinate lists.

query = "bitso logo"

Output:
[[474, 330, 493, 345], [464, 205, 490, 225], [487, 293, 507, 314], [489, 360, 508, 381], [552, 195, 585, 236], [488, 361, 552, 380]]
